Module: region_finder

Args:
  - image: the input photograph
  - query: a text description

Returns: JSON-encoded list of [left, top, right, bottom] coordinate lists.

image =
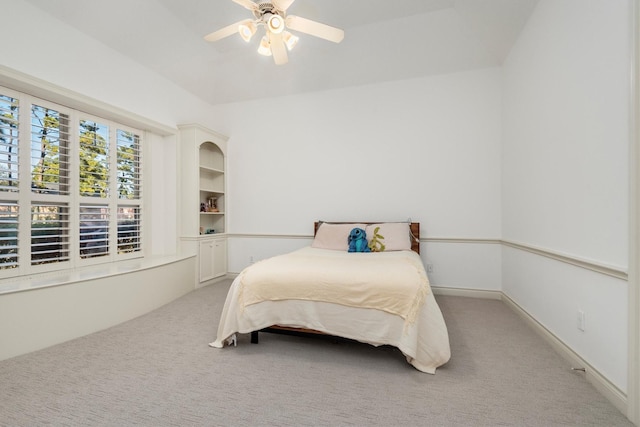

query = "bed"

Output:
[[209, 221, 451, 374]]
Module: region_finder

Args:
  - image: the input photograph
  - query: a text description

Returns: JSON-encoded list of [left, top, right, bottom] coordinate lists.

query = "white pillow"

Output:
[[312, 223, 367, 251], [365, 223, 412, 251]]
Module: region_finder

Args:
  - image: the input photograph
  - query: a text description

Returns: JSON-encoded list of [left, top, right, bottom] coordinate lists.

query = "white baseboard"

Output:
[[501, 293, 628, 416], [433, 285, 627, 415], [196, 274, 235, 289], [431, 285, 502, 300]]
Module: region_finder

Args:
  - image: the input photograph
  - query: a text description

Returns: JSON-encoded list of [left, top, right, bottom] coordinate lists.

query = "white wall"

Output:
[[146, 133, 179, 256], [6, 0, 215, 129], [220, 69, 502, 237], [502, 0, 631, 391], [211, 69, 503, 290], [0, 258, 196, 361]]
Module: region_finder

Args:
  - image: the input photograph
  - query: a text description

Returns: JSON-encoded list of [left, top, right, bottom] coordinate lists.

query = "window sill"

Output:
[[0, 254, 195, 295]]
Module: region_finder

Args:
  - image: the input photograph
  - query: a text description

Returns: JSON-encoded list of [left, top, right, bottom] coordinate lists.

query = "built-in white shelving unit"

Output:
[[178, 124, 228, 285]]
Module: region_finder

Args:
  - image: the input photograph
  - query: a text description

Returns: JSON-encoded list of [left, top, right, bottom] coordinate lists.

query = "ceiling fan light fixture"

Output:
[[238, 21, 257, 42], [204, 0, 345, 65], [283, 31, 298, 51], [257, 36, 272, 56], [267, 14, 285, 34]]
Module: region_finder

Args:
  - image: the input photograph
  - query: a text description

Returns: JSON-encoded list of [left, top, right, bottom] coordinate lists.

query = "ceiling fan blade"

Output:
[[272, 0, 295, 12], [269, 32, 288, 65], [232, 0, 258, 11], [204, 19, 252, 42], [285, 16, 344, 44]]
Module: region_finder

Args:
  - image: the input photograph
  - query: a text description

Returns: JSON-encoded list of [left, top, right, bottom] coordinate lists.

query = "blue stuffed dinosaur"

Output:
[[348, 227, 370, 252]]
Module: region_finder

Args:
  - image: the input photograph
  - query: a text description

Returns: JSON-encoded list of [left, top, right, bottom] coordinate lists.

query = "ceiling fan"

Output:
[[204, 0, 344, 65]]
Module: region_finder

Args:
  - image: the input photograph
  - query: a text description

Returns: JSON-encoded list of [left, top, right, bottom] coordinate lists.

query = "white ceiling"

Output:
[[23, 0, 539, 106]]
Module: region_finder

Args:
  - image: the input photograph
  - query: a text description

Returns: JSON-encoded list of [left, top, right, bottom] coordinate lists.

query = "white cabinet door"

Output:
[[212, 239, 227, 278], [199, 237, 227, 283], [199, 239, 215, 282]]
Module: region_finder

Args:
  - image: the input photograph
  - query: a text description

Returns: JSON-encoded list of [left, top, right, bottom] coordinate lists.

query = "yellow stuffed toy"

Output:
[[368, 226, 386, 252]]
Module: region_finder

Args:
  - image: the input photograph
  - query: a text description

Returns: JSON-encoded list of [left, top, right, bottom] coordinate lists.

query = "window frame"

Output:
[[0, 86, 144, 279]]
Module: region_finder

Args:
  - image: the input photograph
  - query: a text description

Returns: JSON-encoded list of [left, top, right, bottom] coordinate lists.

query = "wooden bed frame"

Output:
[[250, 221, 421, 344]]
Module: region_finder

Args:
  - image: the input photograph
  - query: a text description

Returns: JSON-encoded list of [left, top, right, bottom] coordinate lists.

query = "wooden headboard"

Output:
[[314, 221, 421, 254]]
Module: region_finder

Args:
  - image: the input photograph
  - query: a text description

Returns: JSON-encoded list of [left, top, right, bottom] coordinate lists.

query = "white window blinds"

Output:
[[79, 120, 109, 198], [0, 94, 19, 192], [0, 201, 18, 270], [31, 202, 70, 265], [30, 105, 70, 195], [0, 86, 144, 277], [116, 129, 141, 200], [79, 203, 109, 259]]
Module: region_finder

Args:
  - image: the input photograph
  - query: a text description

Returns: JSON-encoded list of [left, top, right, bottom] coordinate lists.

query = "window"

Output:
[[79, 203, 109, 259], [79, 119, 109, 198], [31, 104, 70, 195], [0, 93, 19, 270], [0, 86, 143, 277], [117, 206, 141, 254], [0, 94, 19, 192], [0, 201, 18, 269], [31, 202, 70, 265]]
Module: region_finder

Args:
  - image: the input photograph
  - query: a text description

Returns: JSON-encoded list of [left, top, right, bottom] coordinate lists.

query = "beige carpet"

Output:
[[0, 279, 633, 426]]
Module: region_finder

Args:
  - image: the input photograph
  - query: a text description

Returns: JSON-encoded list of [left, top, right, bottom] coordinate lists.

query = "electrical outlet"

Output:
[[577, 310, 586, 331], [426, 264, 434, 273]]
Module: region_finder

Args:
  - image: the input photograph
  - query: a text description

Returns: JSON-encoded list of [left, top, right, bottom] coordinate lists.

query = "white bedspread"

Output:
[[239, 247, 429, 326], [210, 247, 451, 374]]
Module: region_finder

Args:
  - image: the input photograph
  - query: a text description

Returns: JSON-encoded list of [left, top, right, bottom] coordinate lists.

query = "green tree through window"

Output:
[[117, 130, 140, 199], [0, 94, 19, 192], [79, 120, 109, 198], [31, 105, 69, 195]]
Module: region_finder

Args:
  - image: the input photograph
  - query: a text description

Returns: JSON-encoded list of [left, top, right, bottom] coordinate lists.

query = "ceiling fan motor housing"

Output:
[[253, 2, 283, 19]]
